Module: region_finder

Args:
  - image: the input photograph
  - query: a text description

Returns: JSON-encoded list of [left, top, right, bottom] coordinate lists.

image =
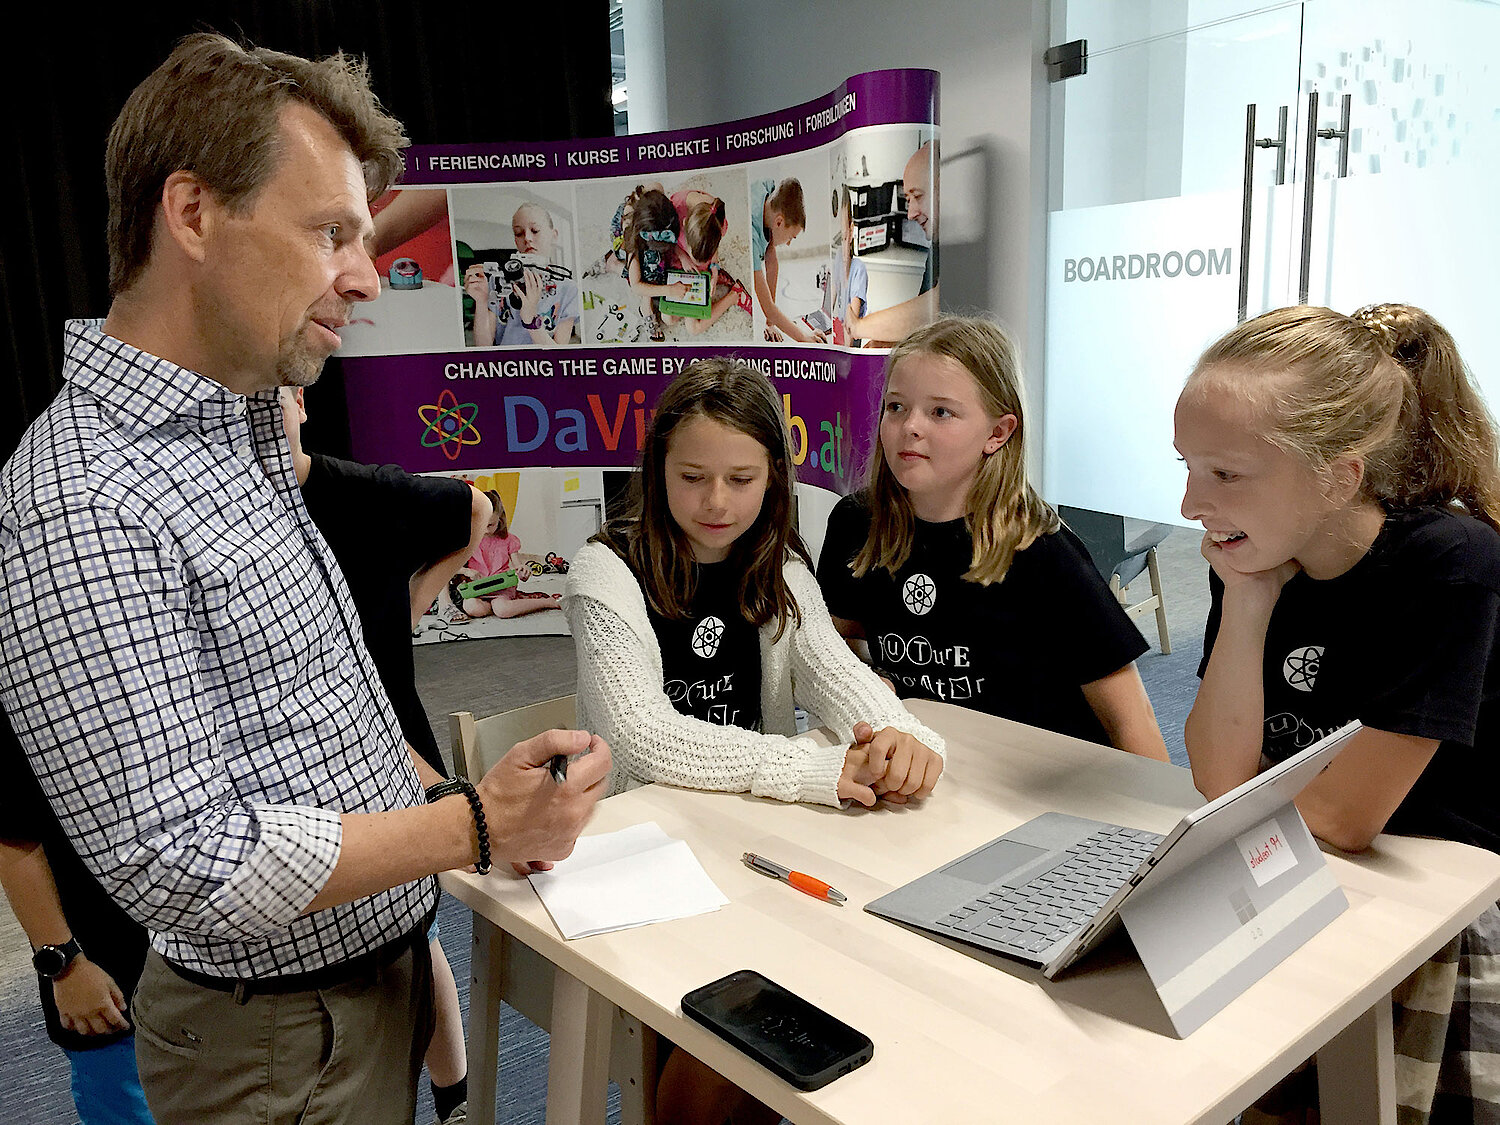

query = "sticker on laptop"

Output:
[[1236, 818, 1297, 886]]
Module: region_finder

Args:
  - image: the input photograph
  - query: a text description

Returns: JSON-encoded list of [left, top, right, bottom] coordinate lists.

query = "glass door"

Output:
[[1299, 0, 1500, 404], [1043, 2, 1307, 524], [1044, 0, 1500, 525]]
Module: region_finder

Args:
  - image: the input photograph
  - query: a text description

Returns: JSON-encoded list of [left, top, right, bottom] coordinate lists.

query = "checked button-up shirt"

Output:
[[0, 319, 435, 978]]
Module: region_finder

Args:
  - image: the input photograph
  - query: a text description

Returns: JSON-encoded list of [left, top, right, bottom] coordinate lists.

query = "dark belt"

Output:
[[163, 907, 434, 1005]]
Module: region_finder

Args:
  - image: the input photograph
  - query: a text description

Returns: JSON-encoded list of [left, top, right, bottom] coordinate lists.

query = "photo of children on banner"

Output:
[[744, 149, 845, 348], [453, 186, 581, 347], [837, 127, 939, 348], [583, 183, 689, 342], [420, 469, 604, 642], [832, 183, 869, 347], [576, 173, 751, 344], [750, 183, 816, 343], [453, 489, 563, 620], [334, 187, 460, 357], [827, 146, 869, 348]]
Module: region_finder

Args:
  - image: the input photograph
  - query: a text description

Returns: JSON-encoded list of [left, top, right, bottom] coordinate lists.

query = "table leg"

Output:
[[546, 970, 612, 1125], [468, 914, 504, 1125], [1316, 995, 1395, 1125], [612, 1007, 659, 1125]]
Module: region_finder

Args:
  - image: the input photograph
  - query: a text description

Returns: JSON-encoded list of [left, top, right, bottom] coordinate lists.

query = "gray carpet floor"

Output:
[[0, 527, 1210, 1124]]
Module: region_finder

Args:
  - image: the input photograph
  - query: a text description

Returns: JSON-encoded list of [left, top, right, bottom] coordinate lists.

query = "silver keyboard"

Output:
[[941, 825, 1164, 954]]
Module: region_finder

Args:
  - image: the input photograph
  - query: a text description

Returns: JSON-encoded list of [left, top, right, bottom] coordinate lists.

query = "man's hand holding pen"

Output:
[[475, 728, 611, 877]]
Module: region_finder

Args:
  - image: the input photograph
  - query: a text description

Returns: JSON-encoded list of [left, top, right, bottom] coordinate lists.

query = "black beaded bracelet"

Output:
[[425, 778, 492, 875]]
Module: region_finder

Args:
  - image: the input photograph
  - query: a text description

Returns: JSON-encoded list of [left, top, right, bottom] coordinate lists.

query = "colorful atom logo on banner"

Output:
[[418, 388, 481, 461]]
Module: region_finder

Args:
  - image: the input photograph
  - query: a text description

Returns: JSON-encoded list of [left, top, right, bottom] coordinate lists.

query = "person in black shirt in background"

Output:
[[818, 316, 1169, 759], [281, 386, 489, 1125], [0, 705, 156, 1125]]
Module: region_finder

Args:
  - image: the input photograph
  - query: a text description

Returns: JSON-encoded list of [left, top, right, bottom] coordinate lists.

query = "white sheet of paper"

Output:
[[527, 821, 729, 939]]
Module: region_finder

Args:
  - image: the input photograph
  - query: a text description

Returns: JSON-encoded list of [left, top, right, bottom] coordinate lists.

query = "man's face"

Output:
[[200, 103, 381, 391], [903, 147, 936, 242]]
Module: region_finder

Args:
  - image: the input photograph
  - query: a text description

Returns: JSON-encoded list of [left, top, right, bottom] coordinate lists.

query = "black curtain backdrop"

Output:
[[2, 0, 613, 463]]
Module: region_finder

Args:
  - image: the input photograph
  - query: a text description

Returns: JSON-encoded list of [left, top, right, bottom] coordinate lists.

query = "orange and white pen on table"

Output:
[[742, 852, 847, 904]]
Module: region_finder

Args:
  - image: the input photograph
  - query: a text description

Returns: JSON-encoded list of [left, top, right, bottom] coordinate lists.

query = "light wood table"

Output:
[[441, 699, 1500, 1125]]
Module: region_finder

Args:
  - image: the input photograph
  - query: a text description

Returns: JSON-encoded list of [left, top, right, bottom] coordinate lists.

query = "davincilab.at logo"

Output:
[[419, 388, 482, 460]]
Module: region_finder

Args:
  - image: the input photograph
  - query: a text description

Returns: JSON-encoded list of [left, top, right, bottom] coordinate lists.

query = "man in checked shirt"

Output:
[[0, 33, 610, 1125]]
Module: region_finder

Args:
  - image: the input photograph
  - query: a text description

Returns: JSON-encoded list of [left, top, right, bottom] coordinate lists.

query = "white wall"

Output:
[[643, 0, 1053, 481]]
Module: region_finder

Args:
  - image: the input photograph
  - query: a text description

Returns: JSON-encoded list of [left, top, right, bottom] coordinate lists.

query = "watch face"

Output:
[[32, 940, 78, 978], [33, 945, 68, 977]]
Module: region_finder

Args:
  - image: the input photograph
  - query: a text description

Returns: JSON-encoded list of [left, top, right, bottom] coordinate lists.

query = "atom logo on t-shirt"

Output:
[[690, 616, 725, 658], [1282, 645, 1323, 692], [901, 573, 937, 616]]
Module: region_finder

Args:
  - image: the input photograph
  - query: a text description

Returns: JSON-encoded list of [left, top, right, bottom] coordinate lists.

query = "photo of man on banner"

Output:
[[836, 127, 939, 348]]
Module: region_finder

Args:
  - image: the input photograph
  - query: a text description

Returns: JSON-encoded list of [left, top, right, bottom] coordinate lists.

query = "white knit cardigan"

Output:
[[563, 541, 945, 807]]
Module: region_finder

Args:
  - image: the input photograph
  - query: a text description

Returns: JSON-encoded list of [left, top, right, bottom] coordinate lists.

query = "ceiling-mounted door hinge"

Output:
[[1044, 39, 1087, 83]]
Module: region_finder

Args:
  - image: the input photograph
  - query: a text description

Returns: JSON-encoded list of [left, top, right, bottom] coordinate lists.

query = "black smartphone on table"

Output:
[[681, 969, 874, 1091]]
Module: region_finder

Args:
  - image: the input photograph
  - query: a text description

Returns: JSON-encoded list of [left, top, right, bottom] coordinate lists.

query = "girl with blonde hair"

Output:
[[1176, 302, 1500, 1123], [819, 315, 1168, 758]]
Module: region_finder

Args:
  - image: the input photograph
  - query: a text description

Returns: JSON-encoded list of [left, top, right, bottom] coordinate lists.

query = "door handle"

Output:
[[1297, 92, 1353, 304], [1319, 93, 1352, 178], [1298, 92, 1319, 304], [1238, 103, 1288, 323]]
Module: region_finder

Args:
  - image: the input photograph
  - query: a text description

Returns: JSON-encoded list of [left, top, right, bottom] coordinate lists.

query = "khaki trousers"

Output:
[[133, 942, 434, 1125]]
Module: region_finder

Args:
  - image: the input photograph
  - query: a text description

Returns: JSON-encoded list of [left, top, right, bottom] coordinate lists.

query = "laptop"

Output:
[[866, 721, 1359, 1035], [802, 267, 836, 336]]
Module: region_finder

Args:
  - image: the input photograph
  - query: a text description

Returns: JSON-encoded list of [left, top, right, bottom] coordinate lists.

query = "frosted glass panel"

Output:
[[1056, 10, 1302, 209]]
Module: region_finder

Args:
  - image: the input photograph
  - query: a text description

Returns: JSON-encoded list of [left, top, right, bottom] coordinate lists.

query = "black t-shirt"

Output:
[[645, 562, 763, 731], [0, 709, 148, 1051], [1199, 506, 1500, 853], [817, 493, 1147, 745], [302, 454, 473, 774]]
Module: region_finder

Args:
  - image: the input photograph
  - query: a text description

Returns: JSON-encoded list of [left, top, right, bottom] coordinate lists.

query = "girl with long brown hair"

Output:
[[565, 356, 944, 808], [565, 357, 946, 1125]]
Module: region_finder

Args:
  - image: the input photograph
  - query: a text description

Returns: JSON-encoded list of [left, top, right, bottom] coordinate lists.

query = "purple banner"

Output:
[[348, 345, 888, 493], [339, 67, 940, 497], [402, 70, 938, 184]]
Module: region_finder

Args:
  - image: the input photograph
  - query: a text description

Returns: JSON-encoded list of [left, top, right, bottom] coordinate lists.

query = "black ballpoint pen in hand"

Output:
[[743, 852, 847, 903]]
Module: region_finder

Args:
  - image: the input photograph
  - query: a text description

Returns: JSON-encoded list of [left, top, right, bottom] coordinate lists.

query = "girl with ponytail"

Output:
[[1176, 302, 1500, 1122]]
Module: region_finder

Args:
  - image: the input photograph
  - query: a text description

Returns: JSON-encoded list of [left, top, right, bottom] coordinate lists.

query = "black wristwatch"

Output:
[[32, 938, 82, 979]]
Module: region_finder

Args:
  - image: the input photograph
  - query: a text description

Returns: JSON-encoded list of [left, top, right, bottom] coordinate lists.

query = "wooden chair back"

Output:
[[448, 695, 657, 1124], [451, 694, 578, 782]]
